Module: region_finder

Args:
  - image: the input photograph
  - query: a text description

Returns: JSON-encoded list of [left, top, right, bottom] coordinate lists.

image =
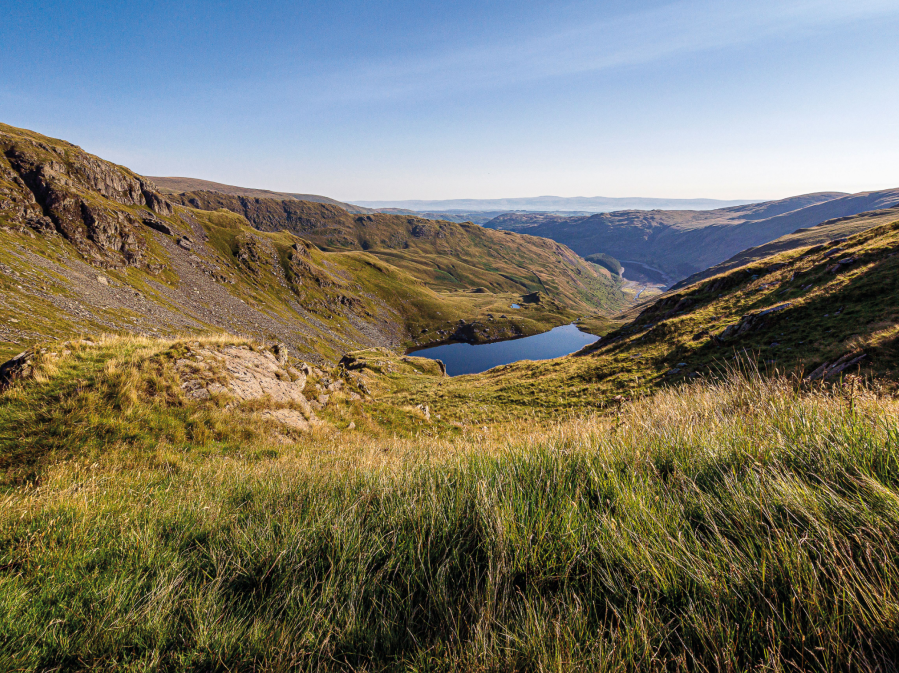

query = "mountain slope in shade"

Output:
[[148, 176, 375, 214], [484, 190, 899, 281], [674, 203, 899, 289]]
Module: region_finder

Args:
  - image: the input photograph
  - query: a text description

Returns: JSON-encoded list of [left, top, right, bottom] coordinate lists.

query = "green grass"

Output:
[[678, 205, 899, 288], [2, 368, 899, 670], [168, 190, 628, 316], [384, 218, 899, 424]]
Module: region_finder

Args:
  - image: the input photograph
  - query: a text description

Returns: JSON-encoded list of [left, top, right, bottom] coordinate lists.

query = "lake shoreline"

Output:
[[408, 324, 600, 376]]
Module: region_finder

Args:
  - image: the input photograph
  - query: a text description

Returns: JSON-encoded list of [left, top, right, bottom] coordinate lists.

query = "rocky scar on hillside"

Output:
[[0, 125, 173, 267], [173, 342, 322, 431]]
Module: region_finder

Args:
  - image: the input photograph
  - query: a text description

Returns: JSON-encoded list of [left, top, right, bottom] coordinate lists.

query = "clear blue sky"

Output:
[[2, 0, 897, 201]]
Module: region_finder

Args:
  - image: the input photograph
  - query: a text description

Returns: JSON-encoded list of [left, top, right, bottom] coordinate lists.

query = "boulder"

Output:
[[261, 409, 311, 432], [806, 352, 867, 381], [273, 343, 289, 365], [142, 216, 173, 236], [718, 304, 792, 340], [175, 344, 313, 423], [0, 350, 34, 390]]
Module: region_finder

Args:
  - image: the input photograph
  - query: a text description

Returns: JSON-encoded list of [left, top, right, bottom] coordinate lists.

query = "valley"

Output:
[[2, 121, 899, 671], [0, 123, 625, 364], [483, 188, 899, 282]]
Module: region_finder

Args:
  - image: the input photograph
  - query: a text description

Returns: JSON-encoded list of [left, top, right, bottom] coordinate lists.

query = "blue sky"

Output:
[[1, 0, 897, 201]]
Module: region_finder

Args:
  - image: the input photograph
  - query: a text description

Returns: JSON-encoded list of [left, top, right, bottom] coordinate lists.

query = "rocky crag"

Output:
[[1, 125, 173, 267], [0, 123, 621, 365]]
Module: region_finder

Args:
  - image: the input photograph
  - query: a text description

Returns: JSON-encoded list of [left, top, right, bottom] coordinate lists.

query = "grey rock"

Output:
[[142, 216, 173, 236], [806, 352, 867, 381], [175, 345, 313, 421], [0, 350, 34, 390]]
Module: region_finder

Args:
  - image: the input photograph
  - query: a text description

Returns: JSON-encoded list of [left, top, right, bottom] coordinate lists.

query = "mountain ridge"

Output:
[[165, 189, 625, 315], [148, 176, 375, 214], [355, 194, 765, 212], [483, 189, 899, 281]]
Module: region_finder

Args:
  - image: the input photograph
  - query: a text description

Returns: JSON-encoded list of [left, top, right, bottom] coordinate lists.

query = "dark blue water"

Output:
[[409, 324, 599, 376]]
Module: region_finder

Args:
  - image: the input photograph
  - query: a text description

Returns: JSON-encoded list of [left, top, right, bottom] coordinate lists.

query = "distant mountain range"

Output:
[[146, 175, 899, 288], [354, 195, 760, 213], [483, 190, 899, 282]]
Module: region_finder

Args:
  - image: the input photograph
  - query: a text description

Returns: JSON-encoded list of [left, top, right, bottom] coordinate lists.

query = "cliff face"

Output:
[[0, 124, 172, 267]]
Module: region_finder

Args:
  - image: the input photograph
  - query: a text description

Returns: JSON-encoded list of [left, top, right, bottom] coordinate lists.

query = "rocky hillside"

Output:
[[484, 189, 899, 281], [167, 190, 623, 312], [382, 216, 899, 422], [0, 123, 623, 363], [1, 123, 174, 268], [149, 176, 374, 214]]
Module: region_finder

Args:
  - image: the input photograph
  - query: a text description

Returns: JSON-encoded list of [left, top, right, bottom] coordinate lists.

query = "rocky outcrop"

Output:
[[0, 124, 173, 266], [0, 349, 35, 391], [717, 303, 792, 341], [339, 348, 446, 378], [805, 352, 867, 381], [0, 340, 96, 391], [174, 343, 316, 430]]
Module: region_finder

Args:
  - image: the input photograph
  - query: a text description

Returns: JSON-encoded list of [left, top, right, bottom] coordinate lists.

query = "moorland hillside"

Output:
[[166, 190, 624, 312], [0, 123, 623, 363], [3, 123, 899, 671], [485, 189, 899, 280]]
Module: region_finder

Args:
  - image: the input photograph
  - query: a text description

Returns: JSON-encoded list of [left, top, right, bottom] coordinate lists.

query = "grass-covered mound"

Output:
[[2, 369, 898, 670], [585, 252, 623, 276]]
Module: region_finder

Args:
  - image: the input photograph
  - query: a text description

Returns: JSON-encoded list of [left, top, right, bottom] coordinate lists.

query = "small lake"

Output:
[[409, 324, 599, 376]]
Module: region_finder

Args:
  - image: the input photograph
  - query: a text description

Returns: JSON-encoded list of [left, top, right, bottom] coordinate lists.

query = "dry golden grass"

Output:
[[3, 364, 899, 670]]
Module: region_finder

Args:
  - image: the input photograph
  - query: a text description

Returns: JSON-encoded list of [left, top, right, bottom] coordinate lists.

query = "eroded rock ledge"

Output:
[[174, 342, 317, 431]]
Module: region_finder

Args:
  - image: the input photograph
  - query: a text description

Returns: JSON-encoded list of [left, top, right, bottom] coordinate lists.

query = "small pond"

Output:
[[409, 323, 599, 376]]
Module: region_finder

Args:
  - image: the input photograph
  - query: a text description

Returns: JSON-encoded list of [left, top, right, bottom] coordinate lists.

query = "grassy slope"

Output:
[[675, 204, 899, 288], [485, 190, 899, 280], [2, 367, 899, 670], [167, 191, 626, 315], [377, 218, 899, 423]]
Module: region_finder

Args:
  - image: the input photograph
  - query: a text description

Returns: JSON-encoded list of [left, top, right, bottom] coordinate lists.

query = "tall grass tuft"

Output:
[[1, 368, 899, 670]]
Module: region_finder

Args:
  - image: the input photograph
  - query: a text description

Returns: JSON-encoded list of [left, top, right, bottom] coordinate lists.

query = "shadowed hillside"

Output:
[[675, 203, 899, 288], [485, 189, 899, 281]]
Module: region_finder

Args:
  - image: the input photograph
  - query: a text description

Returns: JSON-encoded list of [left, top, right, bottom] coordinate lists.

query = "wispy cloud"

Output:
[[284, 0, 899, 104]]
